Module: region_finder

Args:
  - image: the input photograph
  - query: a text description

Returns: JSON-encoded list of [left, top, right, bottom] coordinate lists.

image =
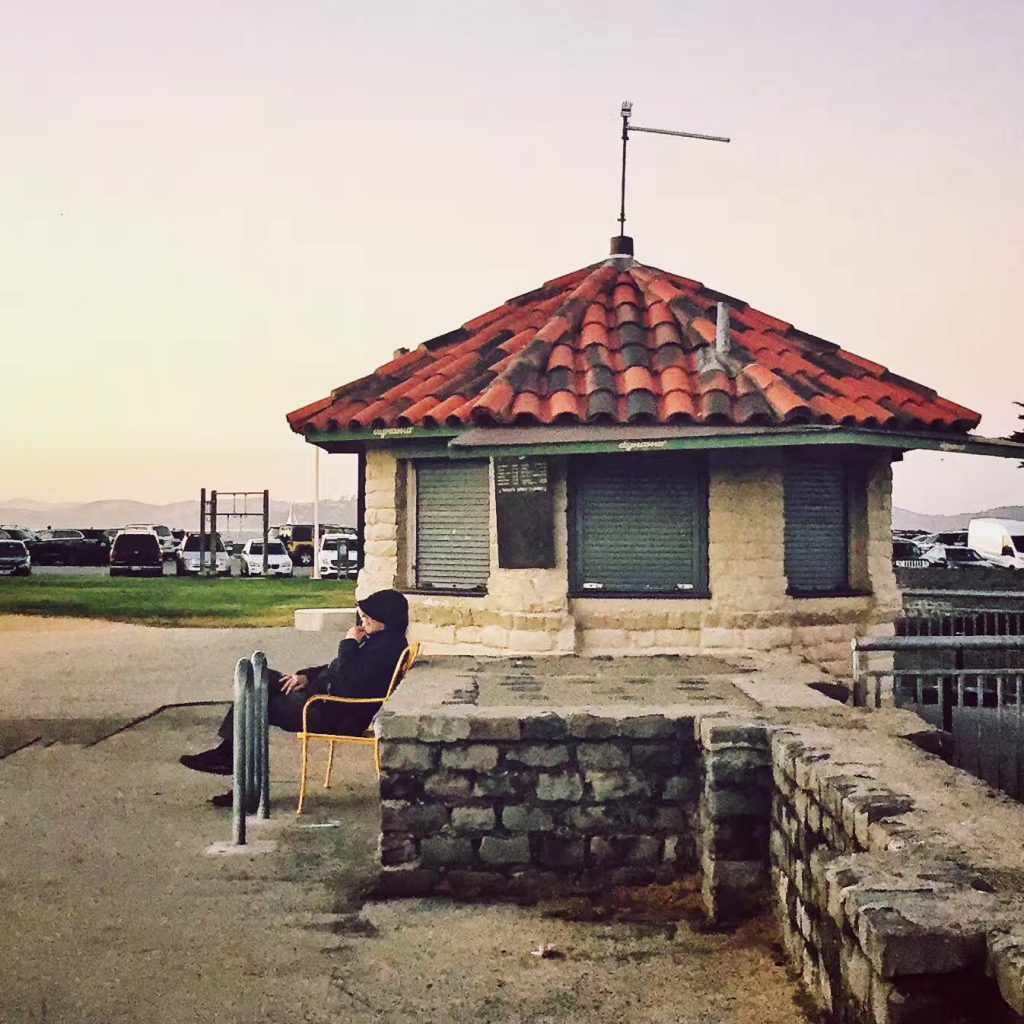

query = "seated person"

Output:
[[179, 588, 409, 805]]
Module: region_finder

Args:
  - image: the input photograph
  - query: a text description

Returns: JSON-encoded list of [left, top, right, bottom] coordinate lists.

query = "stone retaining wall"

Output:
[[771, 729, 1024, 1023], [376, 708, 704, 900], [374, 702, 1024, 1022]]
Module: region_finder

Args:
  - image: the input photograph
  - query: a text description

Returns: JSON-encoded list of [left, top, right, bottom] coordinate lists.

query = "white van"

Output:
[[967, 518, 1024, 569]]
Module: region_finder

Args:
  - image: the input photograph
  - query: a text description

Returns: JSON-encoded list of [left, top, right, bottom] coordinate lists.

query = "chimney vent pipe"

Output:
[[716, 302, 731, 356]]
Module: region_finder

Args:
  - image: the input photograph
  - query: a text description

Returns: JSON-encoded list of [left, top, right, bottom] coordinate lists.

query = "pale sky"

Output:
[[2, 0, 1022, 514]]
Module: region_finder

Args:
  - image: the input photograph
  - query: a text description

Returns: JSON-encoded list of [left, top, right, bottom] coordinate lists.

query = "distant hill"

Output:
[[892, 505, 1024, 533], [0, 497, 357, 533]]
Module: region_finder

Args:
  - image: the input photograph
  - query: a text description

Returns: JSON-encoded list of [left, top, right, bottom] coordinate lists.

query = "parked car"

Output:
[[1, 526, 38, 548], [318, 533, 358, 579], [920, 544, 998, 569], [892, 540, 928, 569], [238, 539, 293, 577], [75, 528, 113, 566], [967, 518, 1024, 570], [124, 523, 177, 559], [32, 529, 87, 566], [943, 546, 999, 569], [0, 540, 31, 576], [175, 533, 231, 576], [109, 530, 164, 577], [272, 523, 352, 567]]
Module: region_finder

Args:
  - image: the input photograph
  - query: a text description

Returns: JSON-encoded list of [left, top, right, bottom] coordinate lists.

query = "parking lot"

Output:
[[30, 559, 331, 579]]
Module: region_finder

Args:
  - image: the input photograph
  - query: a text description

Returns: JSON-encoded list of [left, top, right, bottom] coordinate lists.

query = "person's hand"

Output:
[[345, 625, 367, 643], [280, 673, 309, 695]]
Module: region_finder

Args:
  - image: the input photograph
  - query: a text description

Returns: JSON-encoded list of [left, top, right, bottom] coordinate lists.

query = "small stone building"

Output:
[[287, 240, 1014, 675]]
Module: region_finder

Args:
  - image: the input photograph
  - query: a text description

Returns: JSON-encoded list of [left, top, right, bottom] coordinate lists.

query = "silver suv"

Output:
[[175, 533, 231, 576]]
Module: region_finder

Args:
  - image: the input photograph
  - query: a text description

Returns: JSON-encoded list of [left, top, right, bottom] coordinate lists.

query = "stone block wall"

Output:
[[357, 447, 900, 676], [699, 717, 773, 923], [373, 696, 1024, 1021], [375, 708, 704, 900], [770, 730, 1024, 1023]]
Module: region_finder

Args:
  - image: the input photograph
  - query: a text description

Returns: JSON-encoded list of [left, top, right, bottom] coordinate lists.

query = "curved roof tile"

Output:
[[287, 258, 982, 435]]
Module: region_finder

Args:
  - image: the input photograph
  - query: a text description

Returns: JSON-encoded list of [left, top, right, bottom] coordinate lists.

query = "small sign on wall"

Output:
[[494, 457, 555, 569]]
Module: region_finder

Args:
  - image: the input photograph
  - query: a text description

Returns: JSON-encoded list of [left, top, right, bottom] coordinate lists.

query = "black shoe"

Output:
[[179, 748, 233, 776], [210, 790, 258, 812]]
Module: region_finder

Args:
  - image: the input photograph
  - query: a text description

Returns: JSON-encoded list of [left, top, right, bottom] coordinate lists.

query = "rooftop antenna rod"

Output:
[[618, 101, 730, 238]]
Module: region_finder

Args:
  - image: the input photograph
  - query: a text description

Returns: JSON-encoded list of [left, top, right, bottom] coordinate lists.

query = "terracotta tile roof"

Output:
[[287, 259, 980, 435]]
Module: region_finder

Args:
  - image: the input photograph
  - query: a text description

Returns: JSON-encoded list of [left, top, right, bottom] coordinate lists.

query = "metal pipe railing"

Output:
[[852, 634, 1024, 800], [252, 651, 270, 820], [897, 610, 1024, 638], [232, 659, 253, 846], [229, 651, 272, 846]]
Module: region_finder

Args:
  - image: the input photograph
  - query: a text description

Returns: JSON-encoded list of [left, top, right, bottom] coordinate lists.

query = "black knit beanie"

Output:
[[357, 589, 409, 635]]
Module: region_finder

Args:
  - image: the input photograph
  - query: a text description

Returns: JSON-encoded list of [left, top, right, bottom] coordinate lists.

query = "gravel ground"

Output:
[[0, 616, 811, 1024]]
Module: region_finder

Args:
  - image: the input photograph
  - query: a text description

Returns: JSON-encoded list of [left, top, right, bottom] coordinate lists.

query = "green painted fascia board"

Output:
[[302, 423, 1024, 461], [306, 426, 461, 444], [304, 426, 462, 452], [447, 430, 1024, 459]]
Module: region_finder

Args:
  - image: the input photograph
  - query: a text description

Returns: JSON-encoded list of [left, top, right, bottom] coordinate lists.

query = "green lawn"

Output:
[[0, 575, 356, 627]]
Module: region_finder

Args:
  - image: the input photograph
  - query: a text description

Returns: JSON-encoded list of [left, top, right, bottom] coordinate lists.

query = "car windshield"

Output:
[[946, 548, 979, 562], [248, 542, 287, 556], [181, 535, 226, 553], [54, 530, 83, 539], [893, 542, 918, 558], [0, 541, 25, 556], [1012, 536, 1024, 550], [5, 529, 29, 540], [291, 526, 313, 543], [322, 538, 342, 551]]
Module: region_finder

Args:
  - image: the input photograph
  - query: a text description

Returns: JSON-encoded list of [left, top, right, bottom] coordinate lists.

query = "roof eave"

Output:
[[443, 424, 1024, 460]]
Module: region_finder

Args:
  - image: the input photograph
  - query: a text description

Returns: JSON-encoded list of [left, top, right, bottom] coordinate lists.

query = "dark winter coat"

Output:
[[299, 629, 409, 735]]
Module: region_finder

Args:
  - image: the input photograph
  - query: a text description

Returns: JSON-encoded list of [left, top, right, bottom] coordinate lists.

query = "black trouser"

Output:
[[216, 669, 334, 743]]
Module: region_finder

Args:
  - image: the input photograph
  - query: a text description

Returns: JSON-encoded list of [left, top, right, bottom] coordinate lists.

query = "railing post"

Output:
[[852, 641, 866, 708], [244, 665, 256, 807], [232, 659, 253, 846], [252, 651, 271, 819]]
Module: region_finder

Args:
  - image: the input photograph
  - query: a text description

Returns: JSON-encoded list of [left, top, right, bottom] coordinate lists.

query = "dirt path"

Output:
[[0, 617, 811, 1024]]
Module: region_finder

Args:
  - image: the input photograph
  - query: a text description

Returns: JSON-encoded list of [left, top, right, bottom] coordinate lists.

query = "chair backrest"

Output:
[[383, 644, 415, 701]]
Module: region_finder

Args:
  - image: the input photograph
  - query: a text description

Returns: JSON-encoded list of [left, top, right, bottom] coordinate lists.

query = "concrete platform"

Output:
[[293, 607, 357, 632]]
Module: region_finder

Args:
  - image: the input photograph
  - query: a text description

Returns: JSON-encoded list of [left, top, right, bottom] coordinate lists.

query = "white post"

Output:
[[312, 446, 321, 580]]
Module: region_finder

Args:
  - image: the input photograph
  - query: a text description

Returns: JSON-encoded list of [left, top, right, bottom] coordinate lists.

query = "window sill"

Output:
[[406, 587, 488, 598], [786, 589, 871, 600], [571, 590, 711, 600]]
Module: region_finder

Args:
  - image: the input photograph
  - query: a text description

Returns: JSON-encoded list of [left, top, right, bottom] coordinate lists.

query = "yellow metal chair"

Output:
[[296, 642, 419, 814]]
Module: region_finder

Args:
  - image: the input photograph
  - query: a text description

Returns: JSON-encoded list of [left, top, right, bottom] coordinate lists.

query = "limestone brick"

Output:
[[507, 630, 556, 653], [453, 626, 482, 645], [478, 625, 510, 650]]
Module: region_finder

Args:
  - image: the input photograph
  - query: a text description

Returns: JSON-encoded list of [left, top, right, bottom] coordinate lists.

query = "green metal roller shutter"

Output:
[[784, 455, 849, 594], [416, 460, 490, 591], [570, 454, 708, 596]]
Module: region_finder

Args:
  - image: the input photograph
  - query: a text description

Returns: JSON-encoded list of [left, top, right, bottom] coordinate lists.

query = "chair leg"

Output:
[[324, 741, 335, 789], [297, 734, 310, 815]]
